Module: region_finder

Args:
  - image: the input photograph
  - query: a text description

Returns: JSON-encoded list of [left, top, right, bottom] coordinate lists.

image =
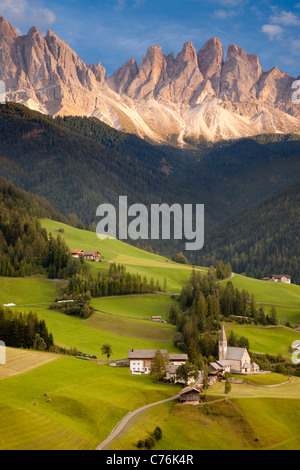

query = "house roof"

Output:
[[166, 363, 180, 374], [128, 349, 168, 359], [179, 386, 200, 396], [169, 354, 188, 361], [226, 347, 248, 361], [217, 360, 231, 367], [210, 362, 223, 371], [84, 251, 100, 255]]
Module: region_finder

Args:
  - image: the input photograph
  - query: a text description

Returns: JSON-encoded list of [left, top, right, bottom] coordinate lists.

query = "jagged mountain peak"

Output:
[[176, 41, 198, 63], [0, 15, 18, 39], [0, 15, 299, 146]]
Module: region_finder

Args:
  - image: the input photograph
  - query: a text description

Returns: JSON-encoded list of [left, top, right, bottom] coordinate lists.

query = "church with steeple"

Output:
[[217, 324, 259, 374]]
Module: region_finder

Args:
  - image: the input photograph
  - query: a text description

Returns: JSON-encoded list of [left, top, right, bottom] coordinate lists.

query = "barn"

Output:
[[179, 386, 200, 404]]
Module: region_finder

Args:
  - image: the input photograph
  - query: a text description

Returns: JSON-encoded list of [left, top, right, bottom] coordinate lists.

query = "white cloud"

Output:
[[213, 9, 237, 19], [0, 0, 26, 19], [0, 0, 56, 25], [270, 10, 300, 26], [32, 8, 56, 25], [262, 24, 284, 40]]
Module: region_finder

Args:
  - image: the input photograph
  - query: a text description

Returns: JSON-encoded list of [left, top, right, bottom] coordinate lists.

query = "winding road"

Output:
[[96, 394, 179, 450]]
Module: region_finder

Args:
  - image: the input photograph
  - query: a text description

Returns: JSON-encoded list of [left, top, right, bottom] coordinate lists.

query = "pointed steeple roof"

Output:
[[219, 324, 227, 342]]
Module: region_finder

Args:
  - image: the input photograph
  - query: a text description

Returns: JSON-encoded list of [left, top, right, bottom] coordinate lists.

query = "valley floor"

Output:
[[0, 220, 299, 450]]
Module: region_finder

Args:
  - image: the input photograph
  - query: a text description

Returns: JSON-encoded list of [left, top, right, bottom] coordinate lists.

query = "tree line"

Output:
[[168, 268, 278, 361], [0, 178, 83, 279], [0, 306, 54, 351], [64, 262, 163, 298]]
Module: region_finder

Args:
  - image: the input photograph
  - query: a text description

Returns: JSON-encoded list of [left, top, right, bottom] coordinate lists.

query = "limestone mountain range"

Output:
[[0, 15, 299, 145]]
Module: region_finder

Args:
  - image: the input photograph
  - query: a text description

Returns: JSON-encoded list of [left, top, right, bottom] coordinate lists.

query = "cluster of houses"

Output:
[[262, 274, 291, 284], [69, 249, 101, 262], [127, 324, 260, 404]]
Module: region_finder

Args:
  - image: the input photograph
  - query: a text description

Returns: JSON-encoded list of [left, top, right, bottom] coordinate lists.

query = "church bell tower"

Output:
[[219, 324, 227, 361]]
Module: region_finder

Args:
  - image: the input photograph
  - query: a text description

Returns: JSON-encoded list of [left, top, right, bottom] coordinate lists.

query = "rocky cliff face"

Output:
[[0, 16, 299, 145]]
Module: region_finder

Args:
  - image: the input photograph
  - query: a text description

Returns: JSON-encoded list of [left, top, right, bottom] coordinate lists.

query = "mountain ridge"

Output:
[[0, 15, 299, 146]]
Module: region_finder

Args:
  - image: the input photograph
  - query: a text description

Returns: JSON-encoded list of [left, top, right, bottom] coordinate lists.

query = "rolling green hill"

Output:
[[106, 380, 300, 450], [0, 213, 299, 450]]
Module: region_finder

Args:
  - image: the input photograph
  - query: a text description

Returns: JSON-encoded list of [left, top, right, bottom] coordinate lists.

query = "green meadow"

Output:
[[91, 294, 174, 320], [231, 274, 300, 325], [108, 376, 300, 450], [0, 277, 64, 307], [0, 218, 299, 450], [232, 373, 288, 385], [0, 354, 177, 450], [40, 219, 207, 293], [226, 324, 300, 356], [14, 306, 178, 360]]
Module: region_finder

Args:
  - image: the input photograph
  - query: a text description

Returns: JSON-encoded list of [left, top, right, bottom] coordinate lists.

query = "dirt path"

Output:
[[96, 394, 179, 450], [218, 273, 235, 283]]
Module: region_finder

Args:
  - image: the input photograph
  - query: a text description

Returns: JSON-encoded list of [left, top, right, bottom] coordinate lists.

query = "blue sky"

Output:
[[0, 0, 299, 78]]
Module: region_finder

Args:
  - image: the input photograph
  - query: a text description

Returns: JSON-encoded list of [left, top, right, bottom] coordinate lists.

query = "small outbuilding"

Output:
[[179, 386, 200, 404], [151, 316, 162, 322]]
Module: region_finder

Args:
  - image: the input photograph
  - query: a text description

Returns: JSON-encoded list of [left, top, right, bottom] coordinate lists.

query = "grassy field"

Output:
[[107, 376, 300, 450], [225, 324, 300, 356], [85, 312, 176, 343], [25, 307, 179, 359], [2, 350, 298, 451], [231, 373, 288, 385], [0, 218, 299, 450], [0, 277, 64, 307], [0, 353, 177, 450], [40, 219, 207, 293], [0, 348, 59, 380], [91, 294, 175, 320], [0, 277, 179, 359], [231, 274, 300, 326]]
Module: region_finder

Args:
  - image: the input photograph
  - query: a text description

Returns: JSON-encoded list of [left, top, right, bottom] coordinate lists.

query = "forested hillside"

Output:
[[0, 103, 300, 283], [0, 103, 169, 223], [0, 178, 77, 278], [199, 183, 300, 284]]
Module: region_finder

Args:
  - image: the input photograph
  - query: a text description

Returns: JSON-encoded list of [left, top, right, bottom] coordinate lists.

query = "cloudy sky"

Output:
[[0, 0, 299, 77]]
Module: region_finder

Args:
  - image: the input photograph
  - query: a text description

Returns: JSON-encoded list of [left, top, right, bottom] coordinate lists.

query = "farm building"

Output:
[[128, 349, 168, 375], [83, 251, 101, 262], [69, 250, 84, 258], [69, 250, 101, 262], [151, 316, 163, 322], [179, 386, 200, 404], [262, 274, 291, 284], [168, 353, 188, 365], [127, 349, 188, 375]]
